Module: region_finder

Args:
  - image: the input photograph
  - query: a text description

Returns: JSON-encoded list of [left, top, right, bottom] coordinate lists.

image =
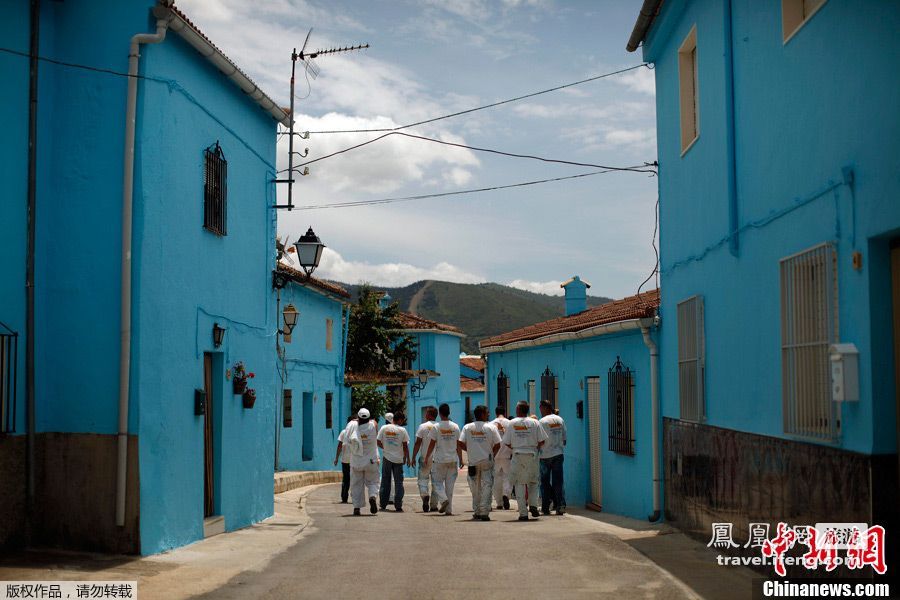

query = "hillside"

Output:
[[338, 280, 612, 354]]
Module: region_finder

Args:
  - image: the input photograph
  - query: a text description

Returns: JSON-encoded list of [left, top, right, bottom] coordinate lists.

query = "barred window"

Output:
[[608, 357, 635, 456], [203, 142, 227, 236], [283, 389, 293, 428], [540, 366, 558, 411], [0, 322, 17, 433], [325, 392, 333, 429], [677, 295, 705, 422], [496, 369, 509, 415], [781, 243, 839, 440]]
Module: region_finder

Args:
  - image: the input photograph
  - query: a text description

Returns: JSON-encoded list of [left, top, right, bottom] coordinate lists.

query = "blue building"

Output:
[[273, 264, 351, 472], [0, 0, 289, 554], [480, 279, 660, 519], [460, 356, 486, 424], [627, 0, 900, 541]]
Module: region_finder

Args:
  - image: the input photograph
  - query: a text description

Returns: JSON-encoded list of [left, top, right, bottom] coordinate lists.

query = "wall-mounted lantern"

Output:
[[294, 227, 325, 278], [279, 303, 299, 336], [410, 370, 429, 397], [212, 322, 227, 348]]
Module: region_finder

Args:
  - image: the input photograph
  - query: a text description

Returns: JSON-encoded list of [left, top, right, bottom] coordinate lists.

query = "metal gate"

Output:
[[587, 376, 602, 508]]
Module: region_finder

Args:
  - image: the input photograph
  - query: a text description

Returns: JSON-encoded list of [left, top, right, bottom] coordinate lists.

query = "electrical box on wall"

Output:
[[830, 343, 859, 402]]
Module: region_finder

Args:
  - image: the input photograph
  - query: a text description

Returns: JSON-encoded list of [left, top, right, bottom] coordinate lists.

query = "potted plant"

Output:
[[232, 362, 255, 394], [242, 388, 257, 409]]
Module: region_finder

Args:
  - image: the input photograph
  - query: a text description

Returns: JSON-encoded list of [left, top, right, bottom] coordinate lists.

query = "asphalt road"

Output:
[[197, 479, 698, 600]]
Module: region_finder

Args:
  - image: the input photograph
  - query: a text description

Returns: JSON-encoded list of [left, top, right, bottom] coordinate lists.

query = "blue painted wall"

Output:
[[643, 0, 900, 455], [276, 282, 348, 471], [484, 329, 657, 519], [0, 0, 30, 434]]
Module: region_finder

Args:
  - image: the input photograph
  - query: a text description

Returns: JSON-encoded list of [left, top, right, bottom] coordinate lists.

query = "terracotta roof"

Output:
[[480, 289, 660, 349], [460, 376, 485, 393], [276, 263, 350, 299], [396, 312, 462, 334], [344, 372, 409, 385], [460, 356, 485, 373]]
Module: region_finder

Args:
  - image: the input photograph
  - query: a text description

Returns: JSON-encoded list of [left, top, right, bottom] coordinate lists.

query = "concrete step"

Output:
[[274, 470, 342, 494]]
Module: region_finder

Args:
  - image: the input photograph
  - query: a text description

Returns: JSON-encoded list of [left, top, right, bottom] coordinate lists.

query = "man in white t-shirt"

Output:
[[377, 412, 410, 512], [539, 400, 567, 515], [345, 408, 380, 516], [502, 400, 548, 521], [411, 406, 439, 513], [490, 406, 512, 510], [424, 403, 462, 516], [333, 415, 356, 503], [459, 405, 501, 521]]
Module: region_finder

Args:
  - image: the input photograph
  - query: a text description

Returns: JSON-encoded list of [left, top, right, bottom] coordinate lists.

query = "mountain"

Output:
[[337, 280, 612, 355]]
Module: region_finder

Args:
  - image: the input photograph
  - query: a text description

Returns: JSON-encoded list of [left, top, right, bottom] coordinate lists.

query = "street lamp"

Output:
[[294, 227, 325, 278], [280, 303, 299, 336], [212, 322, 227, 348], [410, 370, 429, 397]]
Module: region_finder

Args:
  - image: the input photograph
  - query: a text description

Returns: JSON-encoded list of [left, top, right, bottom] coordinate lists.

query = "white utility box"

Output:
[[830, 343, 859, 402]]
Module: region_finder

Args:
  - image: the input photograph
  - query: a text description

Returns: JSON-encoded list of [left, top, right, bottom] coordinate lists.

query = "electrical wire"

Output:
[[636, 194, 660, 296], [293, 167, 652, 210], [303, 63, 650, 134]]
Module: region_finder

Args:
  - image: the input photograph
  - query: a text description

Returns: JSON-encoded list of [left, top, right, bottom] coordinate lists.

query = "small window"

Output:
[[782, 0, 826, 43], [496, 369, 509, 415], [608, 358, 635, 456], [0, 323, 18, 433], [677, 26, 699, 155], [283, 389, 293, 428], [326, 318, 333, 351], [677, 295, 705, 422], [527, 380, 536, 415], [540, 367, 558, 411], [465, 396, 472, 424], [203, 142, 227, 236], [325, 392, 333, 429], [781, 243, 839, 440]]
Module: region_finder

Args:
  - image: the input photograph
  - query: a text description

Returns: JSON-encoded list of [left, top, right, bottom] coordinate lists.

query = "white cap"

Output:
[[358, 408, 370, 419], [385, 412, 394, 424]]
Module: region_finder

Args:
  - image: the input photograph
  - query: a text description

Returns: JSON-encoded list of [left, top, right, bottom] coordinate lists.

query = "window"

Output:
[[782, 0, 826, 43], [325, 318, 333, 351], [527, 380, 536, 415], [325, 392, 333, 429], [496, 369, 509, 415], [203, 142, 227, 235], [677, 26, 699, 154], [283, 389, 293, 428], [781, 243, 839, 440], [677, 295, 705, 422], [0, 323, 18, 433], [608, 358, 635, 456], [540, 367, 558, 411], [465, 396, 472, 424]]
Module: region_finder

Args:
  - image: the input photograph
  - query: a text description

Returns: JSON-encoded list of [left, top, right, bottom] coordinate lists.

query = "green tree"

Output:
[[346, 284, 417, 376], [350, 383, 390, 420]]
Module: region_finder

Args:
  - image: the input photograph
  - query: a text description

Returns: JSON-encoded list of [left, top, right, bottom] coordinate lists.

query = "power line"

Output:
[[301, 63, 650, 134], [293, 167, 654, 210], [0, 46, 152, 80], [280, 130, 657, 173]]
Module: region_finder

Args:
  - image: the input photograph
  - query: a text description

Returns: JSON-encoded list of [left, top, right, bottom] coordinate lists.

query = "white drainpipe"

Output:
[[640, 317, 661, 522], [117, 19, 169, 528]]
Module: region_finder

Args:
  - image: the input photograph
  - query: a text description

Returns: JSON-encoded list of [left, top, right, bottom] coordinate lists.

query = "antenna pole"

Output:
[[286, 47, 298, 211]]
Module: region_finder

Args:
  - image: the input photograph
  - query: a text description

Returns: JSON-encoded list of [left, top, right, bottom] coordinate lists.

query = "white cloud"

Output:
[[506, 279, 564, 296], [616, 67, 656, 96], [603, 128, 656, 147], [314, 248, 486, 287]]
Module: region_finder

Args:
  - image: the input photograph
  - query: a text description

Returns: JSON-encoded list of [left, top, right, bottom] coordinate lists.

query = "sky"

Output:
[[177, 0, 659, 299]]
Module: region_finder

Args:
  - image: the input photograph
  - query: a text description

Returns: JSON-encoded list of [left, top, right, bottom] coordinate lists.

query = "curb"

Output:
[[274, 470, 342, 494]]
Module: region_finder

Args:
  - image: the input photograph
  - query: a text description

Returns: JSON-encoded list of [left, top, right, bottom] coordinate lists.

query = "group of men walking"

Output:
[[335, 399, 567, 521]]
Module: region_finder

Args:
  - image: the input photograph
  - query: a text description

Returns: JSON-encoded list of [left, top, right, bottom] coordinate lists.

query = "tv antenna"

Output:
[[274, 29, 369, 210]]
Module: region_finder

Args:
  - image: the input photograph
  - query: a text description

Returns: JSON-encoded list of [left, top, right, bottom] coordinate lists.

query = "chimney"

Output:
[[561, 276, 591, 316], [378, 292, 392, 310]]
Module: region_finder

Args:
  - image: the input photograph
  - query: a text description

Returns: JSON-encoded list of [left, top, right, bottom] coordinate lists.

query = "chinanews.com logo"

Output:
[[708, 522, 887, 577]]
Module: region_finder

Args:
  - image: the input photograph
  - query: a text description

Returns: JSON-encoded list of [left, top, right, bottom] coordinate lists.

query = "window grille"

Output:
[[586, 377, 602, 506], [496, 369, 509, 415], [608, 357, 635, 456], [325, 392, 333, 429], [0, 321, 17, 433], [677, 295, 705, 422], [203, 142, 227, 236], [527, 380, 536, 415], [540, 366, 558, 411], [283, 389, 293, 428], [465, 396, 472, 424], [781, 242, 839, 440]]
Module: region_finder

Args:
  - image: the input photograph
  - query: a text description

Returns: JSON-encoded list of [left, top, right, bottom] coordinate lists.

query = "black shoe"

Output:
[[395, 507, 404, 513], [503, 496, 510, 510], [478, 515, 491, 521], [422, 498, 430, 512], [380, 505, 387, 511], [495, 504, 504, 510], [518, 515, 529, 521], [341, 499, 348, 504], [370, 497, 378, 514], [556, 509, 565, 516], [353, 508, 361, 516], [387, 500, 394, 505], [438, 500, 449, 514], [530, 506, 540, 518], [542, 509, 551, 516]]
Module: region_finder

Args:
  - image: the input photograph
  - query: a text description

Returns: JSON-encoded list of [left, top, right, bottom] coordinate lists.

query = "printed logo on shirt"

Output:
[[385, 431, 397, 437], [513, 424, 528, 431], [440, 428, 455, 436], [548, 423, 562, 429], [470, 431, 485, 437]]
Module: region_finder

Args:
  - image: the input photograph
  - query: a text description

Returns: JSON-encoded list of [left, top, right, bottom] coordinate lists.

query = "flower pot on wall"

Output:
[[242, 389, 256, 409], [233, 378, 247, 395]]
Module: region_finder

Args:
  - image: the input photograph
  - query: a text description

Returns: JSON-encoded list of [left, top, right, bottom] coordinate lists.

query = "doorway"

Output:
[[203, 353, 217, 518], [302, 392, 314, 461], [586, 376, 602, 510], [891, 241, 900, 471]]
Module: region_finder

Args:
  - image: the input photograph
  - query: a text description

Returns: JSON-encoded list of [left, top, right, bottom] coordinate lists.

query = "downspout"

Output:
[[724, 0, 739, 256], [640, 317, 661, 522], [25, 0, 40, 530], [116, 18, 168, 528]]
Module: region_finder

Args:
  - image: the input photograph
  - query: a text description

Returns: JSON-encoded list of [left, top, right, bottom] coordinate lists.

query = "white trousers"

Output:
[[350, 463, 380, 509], [431, 461, 459, 514], [468, 461, 494, 517], [492, 457, 512, 505], [509, 453, 539, 517], [417, 456, 439, 509]]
